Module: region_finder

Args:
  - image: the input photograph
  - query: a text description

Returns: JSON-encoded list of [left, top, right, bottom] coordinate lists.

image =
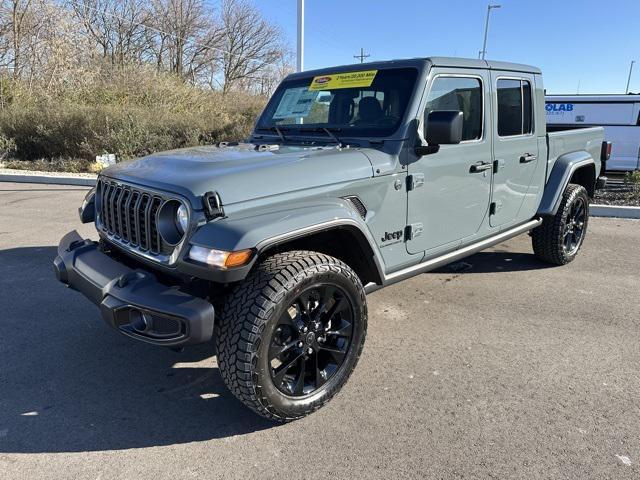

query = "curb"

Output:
[[590, 204, 640, 219], [0, 173, 96, 187]]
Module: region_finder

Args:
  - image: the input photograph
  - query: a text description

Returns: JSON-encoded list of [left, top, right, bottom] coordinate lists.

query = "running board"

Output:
[[364, 218, 542, 294]]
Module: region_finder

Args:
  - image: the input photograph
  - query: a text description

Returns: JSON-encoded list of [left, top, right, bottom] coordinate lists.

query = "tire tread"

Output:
[[215, 250, 367, 422], [532, 183, 589, 265]]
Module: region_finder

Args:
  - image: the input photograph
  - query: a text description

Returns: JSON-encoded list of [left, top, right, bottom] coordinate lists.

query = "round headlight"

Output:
[[176, 204, 189, 234]]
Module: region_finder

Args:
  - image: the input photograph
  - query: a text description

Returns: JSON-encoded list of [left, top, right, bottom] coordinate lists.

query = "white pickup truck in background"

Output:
[[546, 94, 640, 172]]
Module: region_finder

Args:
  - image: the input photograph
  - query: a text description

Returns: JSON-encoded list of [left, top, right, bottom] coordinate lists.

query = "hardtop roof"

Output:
[[285, 56, 541, 81]]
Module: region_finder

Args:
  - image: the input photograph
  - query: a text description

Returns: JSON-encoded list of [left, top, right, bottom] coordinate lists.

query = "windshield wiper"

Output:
[[321, 127, 342, 146], [297, 127, 343, 146], [256, 126, 288, 142]]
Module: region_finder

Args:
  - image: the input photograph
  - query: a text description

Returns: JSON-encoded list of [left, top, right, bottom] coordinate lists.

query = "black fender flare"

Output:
[[537, 151, 595, 216], [188, 199, 385, 284]]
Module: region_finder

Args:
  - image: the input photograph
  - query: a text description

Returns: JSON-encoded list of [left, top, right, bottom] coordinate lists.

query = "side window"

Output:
[[497, 79, 533, 136], [425, 77, 483, 141]]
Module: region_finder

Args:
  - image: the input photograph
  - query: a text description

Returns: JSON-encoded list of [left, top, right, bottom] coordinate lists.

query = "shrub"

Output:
[[0, 133, 16, 160], [624, 171, 640, 201], [0, 68, 266, 164]]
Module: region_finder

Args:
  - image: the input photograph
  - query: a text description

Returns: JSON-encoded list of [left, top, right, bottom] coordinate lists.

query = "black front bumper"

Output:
[[54, 230, 214, 346]]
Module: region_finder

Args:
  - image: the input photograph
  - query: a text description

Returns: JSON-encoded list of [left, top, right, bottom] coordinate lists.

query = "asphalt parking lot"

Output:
[[1, 182, 639, 479]]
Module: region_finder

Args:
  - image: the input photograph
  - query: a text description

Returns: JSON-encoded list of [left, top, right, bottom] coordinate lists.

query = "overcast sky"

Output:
[[257, 0, 640, 94]]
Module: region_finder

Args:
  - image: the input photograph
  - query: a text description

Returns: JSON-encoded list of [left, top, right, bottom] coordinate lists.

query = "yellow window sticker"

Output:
[[309, 70, 378, 91]]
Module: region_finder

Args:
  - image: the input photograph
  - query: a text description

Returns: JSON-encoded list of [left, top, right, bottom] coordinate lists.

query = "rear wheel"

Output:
[[215, 251, 367, 421], [532, 183, 589, 265]]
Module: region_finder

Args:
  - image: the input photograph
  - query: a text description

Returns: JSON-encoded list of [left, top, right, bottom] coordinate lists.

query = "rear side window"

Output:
[[497, 79, 533, 136], [425, 77, 483, 141]]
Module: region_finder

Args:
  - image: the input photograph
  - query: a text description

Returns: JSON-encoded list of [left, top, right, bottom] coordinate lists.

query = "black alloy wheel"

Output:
[[532, 183, 590, 265], [215, 251, 367, 421], [268, 284, 354, 397], [562, 195, 587, 256]]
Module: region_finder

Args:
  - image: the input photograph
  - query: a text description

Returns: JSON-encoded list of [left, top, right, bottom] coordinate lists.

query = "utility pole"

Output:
[[353, 47, 370, 64], [479, 4, 501, 60], [296, 0, 304, 72], [626, 60, 635, 94]]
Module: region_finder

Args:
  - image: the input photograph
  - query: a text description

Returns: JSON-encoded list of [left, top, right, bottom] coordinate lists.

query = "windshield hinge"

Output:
[[405, 223, 424, 240], [407, 173, 425, 191]]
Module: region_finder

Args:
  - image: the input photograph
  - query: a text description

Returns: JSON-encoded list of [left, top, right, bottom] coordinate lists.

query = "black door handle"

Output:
[[470, 162, 492, 173]]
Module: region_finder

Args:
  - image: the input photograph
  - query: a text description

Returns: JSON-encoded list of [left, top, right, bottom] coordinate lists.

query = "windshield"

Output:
[[256, 68, 418, 138]]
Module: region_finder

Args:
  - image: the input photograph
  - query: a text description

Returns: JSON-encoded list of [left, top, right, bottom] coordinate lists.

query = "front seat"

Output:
[[357, 96, 383, 124]]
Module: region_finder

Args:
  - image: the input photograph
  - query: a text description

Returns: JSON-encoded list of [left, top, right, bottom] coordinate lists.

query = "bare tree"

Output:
[[70, 0, 150, 66], [218, 0, 284, 93], [0, 0, 35, 78], [147, 0, 224, 81], [0, 0, 291, 91]]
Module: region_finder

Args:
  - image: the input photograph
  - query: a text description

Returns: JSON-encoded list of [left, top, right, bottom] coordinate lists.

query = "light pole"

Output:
[[626, 61, 635, 94], [296, 0, 304, 72], [479, 4, 501, 60]]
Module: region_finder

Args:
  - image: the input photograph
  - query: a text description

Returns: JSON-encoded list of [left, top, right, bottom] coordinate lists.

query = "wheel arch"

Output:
[[569, 163, 596, 198], [538, 151, 596, 216], [256, 223, 384, 287], [189, 201, 385, 287]]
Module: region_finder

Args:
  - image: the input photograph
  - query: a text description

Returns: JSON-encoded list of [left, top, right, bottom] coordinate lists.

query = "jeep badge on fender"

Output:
[[381, 230, 403, 243]]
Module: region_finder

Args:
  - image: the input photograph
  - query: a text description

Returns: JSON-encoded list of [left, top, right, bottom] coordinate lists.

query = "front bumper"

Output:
[[53, 230, 215, 347]]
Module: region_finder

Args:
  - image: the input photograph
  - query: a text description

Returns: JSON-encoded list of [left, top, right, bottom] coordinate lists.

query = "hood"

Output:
[[102, 143, 374, 206]]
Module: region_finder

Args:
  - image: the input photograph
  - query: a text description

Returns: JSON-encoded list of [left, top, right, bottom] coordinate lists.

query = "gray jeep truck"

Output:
[[54, 57, 610, 421]]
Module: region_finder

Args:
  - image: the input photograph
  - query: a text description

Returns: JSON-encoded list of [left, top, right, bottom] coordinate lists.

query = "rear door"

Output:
[[490, 74, 539, 227], [406, 69, 492, 254]]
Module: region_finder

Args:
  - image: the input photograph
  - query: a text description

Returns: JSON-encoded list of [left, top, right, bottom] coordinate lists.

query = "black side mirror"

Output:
[[415, 110, 464, 156]]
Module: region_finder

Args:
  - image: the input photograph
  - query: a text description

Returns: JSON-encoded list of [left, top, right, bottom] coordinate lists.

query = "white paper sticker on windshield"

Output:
[[273, 87, 319, 119]]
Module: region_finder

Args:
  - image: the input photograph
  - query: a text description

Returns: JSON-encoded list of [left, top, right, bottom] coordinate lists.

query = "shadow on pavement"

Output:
[[435, 249, 554, 274], [0, 246, 275, 454]]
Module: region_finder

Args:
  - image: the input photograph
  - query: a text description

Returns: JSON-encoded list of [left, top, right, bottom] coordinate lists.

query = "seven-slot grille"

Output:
[[97, 178, 171, 257]]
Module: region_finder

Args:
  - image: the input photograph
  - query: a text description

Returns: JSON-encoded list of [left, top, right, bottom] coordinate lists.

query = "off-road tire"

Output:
[[215, 251, 367, 422], [532, 183, 589, 265]]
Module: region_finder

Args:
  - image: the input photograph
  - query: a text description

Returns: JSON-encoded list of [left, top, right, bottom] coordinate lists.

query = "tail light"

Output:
[[601, 141, 612, 161]]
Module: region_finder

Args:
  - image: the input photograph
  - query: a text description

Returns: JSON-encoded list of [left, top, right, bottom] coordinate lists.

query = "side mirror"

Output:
[[415, 110, 464, 156]]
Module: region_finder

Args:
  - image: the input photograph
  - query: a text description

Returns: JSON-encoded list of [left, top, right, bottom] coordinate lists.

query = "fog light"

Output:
[[188, 246, 252, 269]]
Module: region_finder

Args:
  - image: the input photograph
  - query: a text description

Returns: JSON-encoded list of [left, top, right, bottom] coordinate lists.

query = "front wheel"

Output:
[[215, 251, 367, 422], [532, 183, 590, 265]]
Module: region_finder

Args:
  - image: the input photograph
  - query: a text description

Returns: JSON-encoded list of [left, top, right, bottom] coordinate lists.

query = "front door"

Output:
[[406, 70, 492, 254], [489, 75, 539, 227]]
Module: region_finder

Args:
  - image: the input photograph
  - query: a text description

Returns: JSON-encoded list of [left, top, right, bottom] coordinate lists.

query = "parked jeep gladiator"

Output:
[[54, 57, 610, 421]]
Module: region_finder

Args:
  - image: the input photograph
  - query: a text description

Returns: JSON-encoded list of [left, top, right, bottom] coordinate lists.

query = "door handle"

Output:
[[469, 162, 492, 173], [520, 154, 537, 163]]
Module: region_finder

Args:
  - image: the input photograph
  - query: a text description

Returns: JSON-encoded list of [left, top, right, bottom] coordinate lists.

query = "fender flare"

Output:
[[188, 199, 385, 283], [537, 151, 595, 216]]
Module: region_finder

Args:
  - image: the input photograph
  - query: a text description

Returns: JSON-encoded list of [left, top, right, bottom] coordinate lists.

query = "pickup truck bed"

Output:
[[547, 126, 605, 180]]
